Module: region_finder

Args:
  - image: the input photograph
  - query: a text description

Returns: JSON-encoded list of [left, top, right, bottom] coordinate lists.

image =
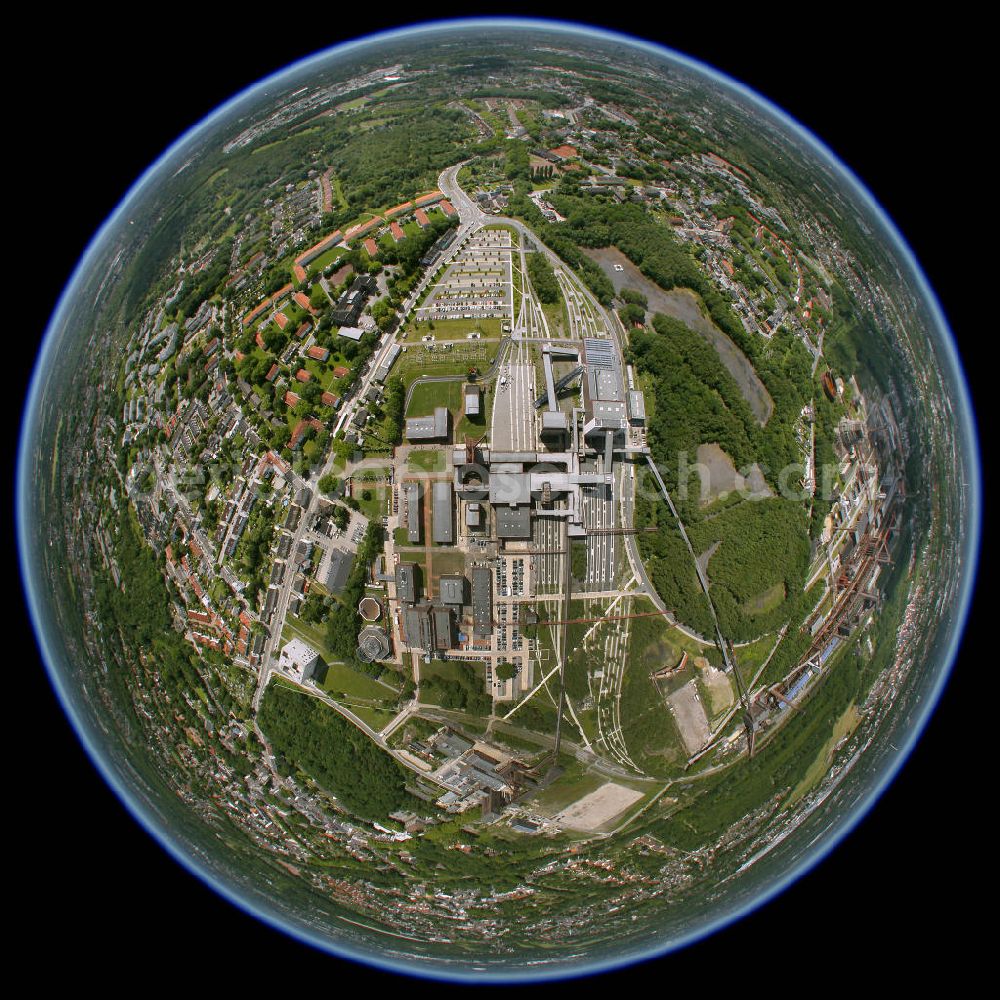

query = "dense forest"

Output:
[[526, 251, 561, 305], [259, 683, 415, 819]]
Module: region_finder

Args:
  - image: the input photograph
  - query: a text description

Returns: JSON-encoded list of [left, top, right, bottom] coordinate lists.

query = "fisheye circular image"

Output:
[[19, 17, 979, 982]]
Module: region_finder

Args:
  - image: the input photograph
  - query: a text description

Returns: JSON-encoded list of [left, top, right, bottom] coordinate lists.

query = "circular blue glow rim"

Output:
[[18, 15, 982, 983]]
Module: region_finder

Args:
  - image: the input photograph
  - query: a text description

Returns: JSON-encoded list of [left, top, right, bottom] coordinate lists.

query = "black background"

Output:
[[15, 8, 983, 988]]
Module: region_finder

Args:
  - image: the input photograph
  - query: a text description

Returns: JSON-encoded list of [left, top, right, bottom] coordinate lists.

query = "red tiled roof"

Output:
[[321, 391, 339, 407], [293, 291, 312, 312], [295, 369, 311, 382], [414, 190, 443, 207], [290, 416, 324, 448], [265, 363, 279, 382], [293, 264, 307, 283], [242, 283, 292, 326], [294, 230, 342, 266], [363, 237, 379, 257], [414, 208, 429, 227], [549, 144, 578, 159], [284, 390, 300, 406], [384, 200, 412, 219], [333, 365, 349, 378], [440, 199, 456, 216], [274, 311, 289, 330], [389, 221, 404, 241], [296, 321, 311, 339], [307, 345, 330, 361]]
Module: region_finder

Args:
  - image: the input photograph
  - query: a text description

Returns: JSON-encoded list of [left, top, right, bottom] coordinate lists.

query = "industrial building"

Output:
[[395, 562, 417, 603], [404, 481, 421, 543], [406, 407, 449, 441], [403, 605, 435, 651], [464, 384, 481, 417], [439, 574, 466, 606], [432, 481, 454, 544], [472, 568, 493, 637], [373, 343, 401, 384]]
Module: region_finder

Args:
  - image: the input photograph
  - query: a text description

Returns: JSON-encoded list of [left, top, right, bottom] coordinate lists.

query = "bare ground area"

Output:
[[667, 679, 711, 754], [695, 443, 772, 504], [699, 662, 735, 716], [554, 782, 644, 831]]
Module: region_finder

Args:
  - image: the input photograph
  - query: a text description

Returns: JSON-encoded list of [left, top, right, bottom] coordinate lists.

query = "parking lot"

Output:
[[415, 230, 514, 322]]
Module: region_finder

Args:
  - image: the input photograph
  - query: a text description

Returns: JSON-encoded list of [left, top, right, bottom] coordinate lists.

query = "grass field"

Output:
[[397, 344, 496, 386], [317, 660, 400, 700], [406, 448, 445, 473], [304, 244, 347, 279], [404, 316, 504, 342], [345, 704, 398, 731]]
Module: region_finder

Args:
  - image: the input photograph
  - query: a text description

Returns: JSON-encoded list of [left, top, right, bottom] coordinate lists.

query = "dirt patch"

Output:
[[667, 679, 711, 755], [554, 782, 644, 831], [584, 247, 773, 424], [699, 662, 735, 716], [695, 443, 772, 504]]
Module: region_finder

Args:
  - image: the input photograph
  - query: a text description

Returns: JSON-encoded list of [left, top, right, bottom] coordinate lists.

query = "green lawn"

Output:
[[407, 379, 464, 416], [406, 449, 445, 473], [317, 660, 399, 700], [345, 703, 398, 731], [404, 317, 504, 342]]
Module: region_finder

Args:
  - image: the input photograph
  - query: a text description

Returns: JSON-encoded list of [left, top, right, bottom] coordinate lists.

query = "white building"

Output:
[[277, 638, 320, 682]]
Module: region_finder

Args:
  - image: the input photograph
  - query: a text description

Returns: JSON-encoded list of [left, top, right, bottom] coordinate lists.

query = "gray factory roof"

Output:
[[395, 562, 417, 604], [489, 471, 531, 505], [438, 575, 466, 606], [403, 605, 434, 651], [432, 481, 454, 544], [433, 607, 454, 650], [471, 568, 493, 637], [593, 369, 623, 402], [464, 384, 481, 416], [405, 481, 421, 543], [588, 400, 628, 428], [628, 389, 646, 422], [373, 343, 401, 383], [324, 547, 354, 595], [496, 505, 532, 539], [541, 410, 568, 431], [406, 407, 449, 440], [584, 338, 616, 369]]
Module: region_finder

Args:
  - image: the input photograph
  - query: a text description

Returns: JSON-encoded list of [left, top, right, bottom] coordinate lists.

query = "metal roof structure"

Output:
[[324, 547, 354, 594], [404, 482, 421, 543], [406, 407, 449, 440], [438, 574, 466, 605], [432, 481, 454, 544], [395, 561, 417, 604], [489, 472, 531, 505], [496, 505, 532, 539], [464, 384, 481, 416], [471, 568, 493, 637]]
